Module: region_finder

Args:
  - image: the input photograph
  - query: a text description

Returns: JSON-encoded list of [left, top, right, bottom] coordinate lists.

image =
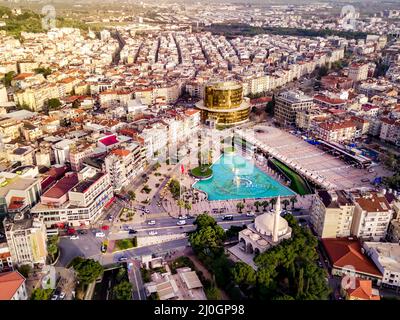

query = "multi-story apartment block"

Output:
[[348, 63, 369, 82], [0, 173, 42, 218], [0, 243, 13, 273], [274, 90, 314, 127], [31, 167, 113, 228], [3, 214, 47, 267], [363, 242, 400, 289], [380, 118, 400, 145], [69, 142, 95, 172], [104, 144, 146, 191], [351, 192, 393, 241], [315, 119, 357, 142], [310, 190, 355, 238]]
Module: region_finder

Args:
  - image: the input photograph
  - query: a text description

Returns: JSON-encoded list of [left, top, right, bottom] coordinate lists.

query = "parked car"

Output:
[[147, 220, 156, 225], [222, 214, 234, 221], [59, 292, 66, 300], [70, 235, 79, 240], [118, 256, 128, 262], [51, 294, 58, 300], [77, 230, 87, 235], [128, 229, 137, 234], [246, 212, 255, 217], [178, 215, 187, 220], [177, 220, 186, 226], [101, 244, 107, 253], [148, 231, 158, 236], [95, 232, 105, 238]]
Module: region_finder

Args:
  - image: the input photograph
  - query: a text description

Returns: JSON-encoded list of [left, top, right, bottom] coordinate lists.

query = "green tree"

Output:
[[193, 214, 217, 229], [113, 281, 132, 300], [169, 179, 180, 199], [70, 257, 103, 285], [116, 267, 127, 283], [184, 201, 192, 214], [236, 202, 245, 213], [205, 284, 222, 300], [270, 198, 277, 209], [3, 71, 15, 87], [30, 288, 53, 300], [261, 200, 269, 211], [254, 201, 261, 212], [47, 235, 59, 262], [232, 262, 257, 287], [266, 94, 275, 116], [290, 197, 297, 209], [47, 98, 61, 110], [282, 199, 290, 210], [128, 190, 136, 201], [34, 67, 52, 78], [17, 264, 32, 278]]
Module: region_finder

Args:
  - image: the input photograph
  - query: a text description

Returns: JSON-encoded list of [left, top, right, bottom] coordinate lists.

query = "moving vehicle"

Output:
[[222, 214, 234, 221], [148, 230, 158, 236], [246, 212, 255, 217], [118, 256, 128, 262], [128, 229, 137, 234], [70, 235, 79, 240], [77, 230, 87, 235], [147, 220, 156, 225], [178, 215, 187, 220], [95, 232, 105, 238], [101, 244, 107, 253], [177, 220, 186, 226]]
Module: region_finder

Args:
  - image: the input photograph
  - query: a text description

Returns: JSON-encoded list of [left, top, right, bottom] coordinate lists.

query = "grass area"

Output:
[[271, 159, 311, 196], [190, 165, 213, 179], [114, 238, 137, 251], [223, 146, 235, 153]]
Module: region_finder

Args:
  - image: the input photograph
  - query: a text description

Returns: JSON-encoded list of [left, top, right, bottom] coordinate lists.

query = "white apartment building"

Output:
[[3, 215, 48, 267], [274, 90, 314, 126], [380, 118, 400, 145], [53, 139, 75, 165], [363, 242, 400, 289], [348, 63, 369, 82], [310, 190, 355, 238], [104, 144, 146, 191], [351, 193, 393, 241], [31, 168, 113, 228]]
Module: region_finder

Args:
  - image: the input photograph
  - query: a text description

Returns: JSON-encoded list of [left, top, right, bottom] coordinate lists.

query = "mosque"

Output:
[[238, 196, 292, 256]]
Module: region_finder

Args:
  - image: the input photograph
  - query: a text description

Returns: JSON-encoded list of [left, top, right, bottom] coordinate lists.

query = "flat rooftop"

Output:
[[42, 173, 79, 199]]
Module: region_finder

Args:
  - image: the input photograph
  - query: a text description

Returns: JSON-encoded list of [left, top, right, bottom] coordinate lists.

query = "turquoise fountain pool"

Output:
[[193, 153, 295, 201]]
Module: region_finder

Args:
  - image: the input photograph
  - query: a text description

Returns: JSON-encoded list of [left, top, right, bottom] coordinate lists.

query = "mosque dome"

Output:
[[254, 212, 289, 237]]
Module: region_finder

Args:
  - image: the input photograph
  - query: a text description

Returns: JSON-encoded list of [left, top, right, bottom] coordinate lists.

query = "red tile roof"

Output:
[[346, 278, 380, 300], [111, 149, 130, 157], [0, 271, 25, 300], [42, 173, 79, 199], [322, 238, 382, 278], [8, 197, 25, 210]]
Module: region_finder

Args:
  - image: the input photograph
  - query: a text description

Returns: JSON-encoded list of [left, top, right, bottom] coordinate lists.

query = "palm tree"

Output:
[[282, 199, 290, 210], [261, 200, 269, 211], [236, 202, 245, 213], [128, 191, 136, 202], [290, 197, 298, 209], [254, 201, 261, 212], [270, 198, 277, 209], [184, 201, 192, 215]]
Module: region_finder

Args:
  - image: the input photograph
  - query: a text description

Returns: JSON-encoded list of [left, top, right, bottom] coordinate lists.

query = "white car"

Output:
[[246, 212, 255, 217], [59, 292, 66, 300], [70, 235, 79, 240], [147, 220, 156, 225], [95, 232, 105, 238], [178, 215, 187, 220], [177, 220, 186, 226], [51, 295, 58, 300], [148, 231, 158, 236]]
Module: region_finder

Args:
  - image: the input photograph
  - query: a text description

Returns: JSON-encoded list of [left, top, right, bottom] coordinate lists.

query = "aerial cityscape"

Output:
[[1, 0, 400, 304]]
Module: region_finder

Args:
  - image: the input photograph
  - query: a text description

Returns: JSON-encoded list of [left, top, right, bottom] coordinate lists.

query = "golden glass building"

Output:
[[196, 81, 251, 127]]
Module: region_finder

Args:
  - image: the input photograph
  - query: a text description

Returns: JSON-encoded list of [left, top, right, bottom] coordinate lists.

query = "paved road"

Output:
[[127, 259, 146, 300]]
